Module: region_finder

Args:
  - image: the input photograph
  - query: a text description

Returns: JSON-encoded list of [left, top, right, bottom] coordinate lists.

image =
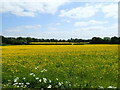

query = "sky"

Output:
[[0, 0, 118, 39]]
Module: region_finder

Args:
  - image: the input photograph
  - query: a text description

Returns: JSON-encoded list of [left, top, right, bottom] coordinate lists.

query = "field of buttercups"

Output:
[[2, 45, 118, 88]]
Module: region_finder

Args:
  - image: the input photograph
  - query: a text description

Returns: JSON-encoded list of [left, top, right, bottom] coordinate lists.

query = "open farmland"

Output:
[[29, 42, 89, 45], [2, 45, 118, 88]]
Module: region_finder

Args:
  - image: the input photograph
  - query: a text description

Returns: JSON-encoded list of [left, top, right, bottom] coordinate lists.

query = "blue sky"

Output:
[[0, 1, 118, 39]]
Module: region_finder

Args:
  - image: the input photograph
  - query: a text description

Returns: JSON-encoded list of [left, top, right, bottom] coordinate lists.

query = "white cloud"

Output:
[[75, 23, 117, 31], [47, 27, 58, 31], [6, 25, 42, 32], [74, 20, 108, 27], [0, 0, 68, 17], [102, 3, 118, 18], [61, 19, 70, 23], [73, 23, 118, 38], [59, 4, 99, 19], [59, 3, 118, 19], [47, 22, 61, 27], [56, 23, 61, 25], [0, 2, 117, 18], [4, 23, 117, 39]]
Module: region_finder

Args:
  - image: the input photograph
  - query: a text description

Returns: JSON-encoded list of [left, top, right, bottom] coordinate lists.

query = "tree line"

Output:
[[1, 35, 120, 45]]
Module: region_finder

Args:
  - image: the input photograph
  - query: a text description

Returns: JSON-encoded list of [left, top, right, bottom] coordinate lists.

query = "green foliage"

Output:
[[1, 35, 120, 45], [90, 36, 120, 44]]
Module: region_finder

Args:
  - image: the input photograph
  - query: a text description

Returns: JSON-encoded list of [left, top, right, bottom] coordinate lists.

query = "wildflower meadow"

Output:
[[2, 45, 118, 88]]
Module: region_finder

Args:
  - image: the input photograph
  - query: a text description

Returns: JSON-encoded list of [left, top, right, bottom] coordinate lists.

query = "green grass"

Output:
[[29, 42, 89, 45]]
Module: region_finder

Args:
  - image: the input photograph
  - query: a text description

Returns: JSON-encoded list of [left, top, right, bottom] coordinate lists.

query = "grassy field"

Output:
[[29, 42, 89, 45], [2, 45, 118, 88]]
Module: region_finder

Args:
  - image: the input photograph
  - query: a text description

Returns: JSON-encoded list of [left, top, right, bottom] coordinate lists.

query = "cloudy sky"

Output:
[[0, 0, 118, 39]]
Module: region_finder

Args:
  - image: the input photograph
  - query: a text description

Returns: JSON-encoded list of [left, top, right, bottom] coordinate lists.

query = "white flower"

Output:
[[98, 86, 103, 88], [65, 81, 68, 83], [47, 85, 52, 88], [43, 78, 47, 83], [14, 77, 19, 82], [69, 84, 71, 87], [43, 69, 47, 71], [13, 83, 18, 85], [39, 79, 42, 82], [61, 82, 63, 84], [41, 70, 43, 73], [56, 78, 58, 80], [33, 74, 36, 77], [49, 80, 51, 83], [41, 69, 47, 72], [29, 73, 34, 75], [35, 67, 38, 69], [107, 86, 113, 88], [8, 80, 11, 81], [21, 85, 24, 87], [29, 73, 36, 77], [58, 82, 62, 86], [23, 77, 26, 80], [35, 77, 39, 80], [26, 82, 30, 85], [107, 86, 117, 88], [19, 83, 21, 85], [43, 78, 47, 80]]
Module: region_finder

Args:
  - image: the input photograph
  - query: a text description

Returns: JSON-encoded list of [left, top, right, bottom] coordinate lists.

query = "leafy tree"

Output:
[[111, 36, 119, 44], [1, 35, 120, 45], [90, 37, 103, 44]]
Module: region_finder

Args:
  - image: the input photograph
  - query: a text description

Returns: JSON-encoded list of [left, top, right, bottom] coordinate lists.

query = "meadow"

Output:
[[29, 42, 89, 45], [2, 45, 118, 88]]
